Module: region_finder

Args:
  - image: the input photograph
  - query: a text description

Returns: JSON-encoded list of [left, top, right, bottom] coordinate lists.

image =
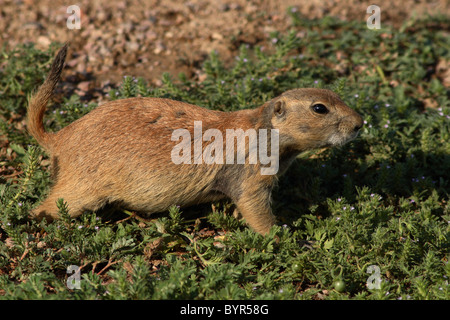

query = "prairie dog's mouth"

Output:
[[327, 131, 359, 147]]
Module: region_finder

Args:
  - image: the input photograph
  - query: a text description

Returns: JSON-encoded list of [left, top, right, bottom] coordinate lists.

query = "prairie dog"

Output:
[[27, 44, 363, 235]]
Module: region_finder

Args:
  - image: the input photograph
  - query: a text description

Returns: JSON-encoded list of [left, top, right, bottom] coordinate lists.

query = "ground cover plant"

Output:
[[0, 11, 449, 300]]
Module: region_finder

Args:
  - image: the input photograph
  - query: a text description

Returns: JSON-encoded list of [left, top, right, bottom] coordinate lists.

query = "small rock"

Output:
[[127, 41, 139, 52], [76, 81, 90, 92], [153, 42, 166, 55], [37, 241, 47, 249], [37, 35, 51, 48], [212, 32, 223, 40]]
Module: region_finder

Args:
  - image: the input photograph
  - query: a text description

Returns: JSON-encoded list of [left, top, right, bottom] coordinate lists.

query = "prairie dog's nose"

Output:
[[340, 112, 363, 134], [352, 112, 364, 132], [354, 114, 364, 132]]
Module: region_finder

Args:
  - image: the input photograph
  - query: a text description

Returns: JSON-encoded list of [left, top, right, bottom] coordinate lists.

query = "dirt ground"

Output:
[[0, 0, 448, 98]]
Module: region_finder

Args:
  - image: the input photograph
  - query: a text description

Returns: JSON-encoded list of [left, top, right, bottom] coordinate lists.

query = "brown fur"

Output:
[[27, 45, 363, 235]]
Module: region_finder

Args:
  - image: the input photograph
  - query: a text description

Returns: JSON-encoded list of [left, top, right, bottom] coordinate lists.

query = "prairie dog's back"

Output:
[[52, 97, 226, 162]]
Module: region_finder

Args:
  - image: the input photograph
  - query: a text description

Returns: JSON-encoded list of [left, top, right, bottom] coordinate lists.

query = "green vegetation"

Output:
[[0, 13, 449, 300]]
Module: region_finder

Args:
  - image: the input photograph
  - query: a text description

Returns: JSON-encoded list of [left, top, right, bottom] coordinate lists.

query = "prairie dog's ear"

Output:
[[273, 99, 286, 118]]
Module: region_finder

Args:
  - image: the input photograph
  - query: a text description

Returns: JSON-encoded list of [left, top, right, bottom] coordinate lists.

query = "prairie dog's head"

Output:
[[268, 88, 363, 151]]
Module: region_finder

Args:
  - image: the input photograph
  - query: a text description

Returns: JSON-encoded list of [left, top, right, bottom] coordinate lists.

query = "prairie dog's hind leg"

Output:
[[30, 182, 107, 221]]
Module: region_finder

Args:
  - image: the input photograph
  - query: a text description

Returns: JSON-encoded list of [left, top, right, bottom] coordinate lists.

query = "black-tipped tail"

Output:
[[26, 43, 68, 151]]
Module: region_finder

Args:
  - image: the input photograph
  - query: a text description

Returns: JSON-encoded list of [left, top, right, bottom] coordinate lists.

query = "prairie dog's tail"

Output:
[[27, 43, 68, 151]]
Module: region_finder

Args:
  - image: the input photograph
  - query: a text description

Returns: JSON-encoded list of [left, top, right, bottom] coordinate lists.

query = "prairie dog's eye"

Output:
[[312, 103, 329, 114]]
